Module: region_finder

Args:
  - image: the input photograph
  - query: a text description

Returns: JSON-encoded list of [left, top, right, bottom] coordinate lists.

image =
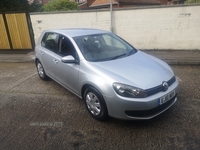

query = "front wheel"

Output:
[[36, 60, 49, 80], [84, 87, 108, 121]]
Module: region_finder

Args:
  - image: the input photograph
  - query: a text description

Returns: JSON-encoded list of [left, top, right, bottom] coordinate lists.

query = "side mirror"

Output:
[[61, 55, 78, 64]]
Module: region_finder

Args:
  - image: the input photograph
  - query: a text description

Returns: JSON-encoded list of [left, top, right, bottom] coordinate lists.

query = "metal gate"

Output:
[[0, 12, 34, 51]]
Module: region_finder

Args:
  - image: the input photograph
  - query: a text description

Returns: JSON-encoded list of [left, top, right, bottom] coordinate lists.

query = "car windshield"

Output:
[[73, 33, 137, 62]]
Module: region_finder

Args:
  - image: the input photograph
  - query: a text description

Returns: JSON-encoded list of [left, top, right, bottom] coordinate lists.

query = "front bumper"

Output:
[[124, 95, 177, 119], [104, 80, 179, 120]]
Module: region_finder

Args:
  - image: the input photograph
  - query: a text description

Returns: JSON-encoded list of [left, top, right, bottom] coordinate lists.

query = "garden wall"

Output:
[[30, 5, 200, 50]]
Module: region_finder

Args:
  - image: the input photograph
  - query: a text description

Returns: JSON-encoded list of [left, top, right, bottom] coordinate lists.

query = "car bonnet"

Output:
[[89, 51, 174, 89]]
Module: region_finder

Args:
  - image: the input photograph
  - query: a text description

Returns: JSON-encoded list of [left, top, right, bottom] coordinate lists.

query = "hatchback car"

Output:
[[35, 28, 179, 121]]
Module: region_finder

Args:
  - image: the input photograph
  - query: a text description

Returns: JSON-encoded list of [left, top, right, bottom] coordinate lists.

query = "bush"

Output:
[[43, 0, 78, 12], [185, 0, 200, 3]]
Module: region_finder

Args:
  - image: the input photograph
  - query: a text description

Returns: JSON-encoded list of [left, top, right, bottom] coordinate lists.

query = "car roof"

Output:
[[43, 28, 110, 37]]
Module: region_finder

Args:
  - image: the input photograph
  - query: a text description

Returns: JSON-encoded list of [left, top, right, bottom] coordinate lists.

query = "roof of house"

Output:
[[90, 0, 117, 7], [117, 0, 160, 3]]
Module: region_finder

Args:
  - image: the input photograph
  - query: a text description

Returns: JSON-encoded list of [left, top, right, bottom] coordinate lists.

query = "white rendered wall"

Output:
[[30, 5, 200, 50]]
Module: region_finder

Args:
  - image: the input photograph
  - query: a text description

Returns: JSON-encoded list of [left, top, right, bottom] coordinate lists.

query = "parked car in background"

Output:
[[35, 28, 179, 121]]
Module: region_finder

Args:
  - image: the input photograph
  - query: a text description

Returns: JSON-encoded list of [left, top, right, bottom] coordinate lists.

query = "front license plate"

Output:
[[159, 90, 175, 105]]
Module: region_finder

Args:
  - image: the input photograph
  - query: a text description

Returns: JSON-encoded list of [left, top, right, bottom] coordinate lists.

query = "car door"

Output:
[[40, 32, 59, 79], [53, 35, 80, 94]]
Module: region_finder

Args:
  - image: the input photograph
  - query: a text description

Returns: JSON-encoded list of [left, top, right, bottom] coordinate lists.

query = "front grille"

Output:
[[167, 76, 176, 86], [125, 94, 177, 118], [145, 76, 176, 97]]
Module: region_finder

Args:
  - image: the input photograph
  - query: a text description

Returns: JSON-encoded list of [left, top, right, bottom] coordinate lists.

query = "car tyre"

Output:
[[36, 60, 49, 80], [84, 87, 108, 121]]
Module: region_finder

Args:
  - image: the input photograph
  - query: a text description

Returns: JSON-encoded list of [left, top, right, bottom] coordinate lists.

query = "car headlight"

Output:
[[113, 83, 147, 98]]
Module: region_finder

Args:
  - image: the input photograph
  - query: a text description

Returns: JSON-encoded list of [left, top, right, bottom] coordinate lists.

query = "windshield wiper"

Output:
[[96, 50, 136, 62], [108, 53, 127, 60]]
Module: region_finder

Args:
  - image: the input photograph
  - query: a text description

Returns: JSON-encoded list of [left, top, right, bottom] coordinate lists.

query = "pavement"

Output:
[[0, 51, 35, 63], [143, 50, 200, 65], [0, 50, 200, 65]]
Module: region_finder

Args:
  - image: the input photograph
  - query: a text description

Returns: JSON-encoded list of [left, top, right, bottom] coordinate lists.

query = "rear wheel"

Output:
[[36, 60, 49, 80], [84, 87, 108, 121]]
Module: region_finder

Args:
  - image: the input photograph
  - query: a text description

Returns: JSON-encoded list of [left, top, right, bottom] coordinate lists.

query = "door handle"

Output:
[[40, 52, 43, 55], [53, 59, 58, 64]]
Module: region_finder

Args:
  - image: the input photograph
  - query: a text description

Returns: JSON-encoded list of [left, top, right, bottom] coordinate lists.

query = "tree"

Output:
[[0, 0, 29, 12], [43, 0, 78, 12], [0, 0, 43, 12], [29, 0, 43, 12], [185, 0, 200, 3]]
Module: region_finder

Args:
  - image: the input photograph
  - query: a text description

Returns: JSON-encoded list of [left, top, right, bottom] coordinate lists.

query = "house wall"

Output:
[[159, 0, 168, 5], [30, 5, 200, 50], [79, 0, 95, 9]]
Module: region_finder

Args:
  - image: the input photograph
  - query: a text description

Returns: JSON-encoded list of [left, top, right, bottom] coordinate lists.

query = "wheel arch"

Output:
[[35, 58, 40, 66], [81, 83, 105, 100], [81, 84, 92, 100]]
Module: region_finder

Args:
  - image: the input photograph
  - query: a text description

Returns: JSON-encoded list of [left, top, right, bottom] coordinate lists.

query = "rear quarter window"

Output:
[[41, 32, 58, 52]]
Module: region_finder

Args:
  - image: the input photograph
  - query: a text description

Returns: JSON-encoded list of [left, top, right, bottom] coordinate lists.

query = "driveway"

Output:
[[0, 63, 200, 150]]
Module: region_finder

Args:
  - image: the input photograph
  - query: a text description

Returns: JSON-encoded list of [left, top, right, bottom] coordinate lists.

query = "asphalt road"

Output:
[[0, 63, 200, 150]]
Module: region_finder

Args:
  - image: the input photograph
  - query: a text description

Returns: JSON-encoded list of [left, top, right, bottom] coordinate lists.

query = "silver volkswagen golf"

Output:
[[35, 28, 179, 121]]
